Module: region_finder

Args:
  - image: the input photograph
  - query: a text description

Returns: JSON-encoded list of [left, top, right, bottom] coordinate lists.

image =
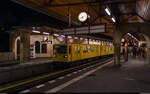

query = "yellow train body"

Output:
[[52, 44, 115, 63]]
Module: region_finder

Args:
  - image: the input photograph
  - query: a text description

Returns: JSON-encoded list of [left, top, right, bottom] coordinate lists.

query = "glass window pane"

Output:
[[54, 45, 67, 54], [35, 41, 40, 53], [42, 44, 47, 53]]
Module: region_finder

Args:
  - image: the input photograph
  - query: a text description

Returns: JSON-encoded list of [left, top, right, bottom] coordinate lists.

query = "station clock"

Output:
[[78, 12, 88, 22]]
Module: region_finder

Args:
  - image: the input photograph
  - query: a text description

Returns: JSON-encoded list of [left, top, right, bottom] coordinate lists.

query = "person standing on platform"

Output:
[[132, 47, 136, 58]]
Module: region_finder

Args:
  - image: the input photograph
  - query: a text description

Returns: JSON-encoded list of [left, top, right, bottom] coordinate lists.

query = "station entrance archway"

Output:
[[113, 23, 150, 65]]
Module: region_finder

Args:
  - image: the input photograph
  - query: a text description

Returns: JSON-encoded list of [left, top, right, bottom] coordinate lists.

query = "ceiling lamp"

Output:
[[68, 36, 72, 39], [61, 35, 65, 38], [80, 38, 83, 40], [74, 37, 78, 39], [32, 30, 40, 33], [43, 32, 50, 35], [121, 38, 125, 42], [105, 8, 111, 16], [53, 34, 59, 37], [112, 17, 116, 22]]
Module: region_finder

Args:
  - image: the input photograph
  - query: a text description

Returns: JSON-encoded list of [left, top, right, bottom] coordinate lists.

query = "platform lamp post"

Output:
[[87, 5, 90, 34], [68, 7, 71, 27]]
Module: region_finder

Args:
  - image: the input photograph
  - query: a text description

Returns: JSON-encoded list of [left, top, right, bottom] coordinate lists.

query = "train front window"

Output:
[[54, 45, 67, 54]]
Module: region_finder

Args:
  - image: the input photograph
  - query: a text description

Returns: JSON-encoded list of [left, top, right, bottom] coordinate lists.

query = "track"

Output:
[[0, 56, 113, 93]]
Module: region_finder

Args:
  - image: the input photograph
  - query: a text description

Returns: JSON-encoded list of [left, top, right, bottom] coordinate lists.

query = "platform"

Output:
[[0, 58, 53, 85], [17, 57, 150, 93], [57, 58, 150, 93]]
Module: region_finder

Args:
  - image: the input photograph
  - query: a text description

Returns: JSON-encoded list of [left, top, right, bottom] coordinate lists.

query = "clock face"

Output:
[[78, 12, 88, 22]]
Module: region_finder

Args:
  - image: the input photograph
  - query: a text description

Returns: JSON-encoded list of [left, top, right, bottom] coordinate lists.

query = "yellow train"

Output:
[[53, 43, 117, 63]]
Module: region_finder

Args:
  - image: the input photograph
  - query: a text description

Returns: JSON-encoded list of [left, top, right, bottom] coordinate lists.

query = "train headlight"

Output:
[[64, 55, 67, 58]]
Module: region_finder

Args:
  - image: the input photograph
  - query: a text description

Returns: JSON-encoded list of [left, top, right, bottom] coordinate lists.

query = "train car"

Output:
[[52, 43, 114, 63], [53, 44, 100, 63]]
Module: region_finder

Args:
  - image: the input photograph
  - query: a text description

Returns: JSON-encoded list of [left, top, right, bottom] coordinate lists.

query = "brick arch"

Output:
[[117, 23, 150, 42], [115, 23, 150, 64]]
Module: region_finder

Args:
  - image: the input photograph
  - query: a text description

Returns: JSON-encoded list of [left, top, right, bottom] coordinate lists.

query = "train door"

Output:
[[68, 45, 72, 62], [77, 44, 81, 60]]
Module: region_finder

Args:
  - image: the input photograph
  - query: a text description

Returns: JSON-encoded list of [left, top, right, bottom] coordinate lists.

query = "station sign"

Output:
[[30, 45, 36, 58], [62, 24, 106, 35]]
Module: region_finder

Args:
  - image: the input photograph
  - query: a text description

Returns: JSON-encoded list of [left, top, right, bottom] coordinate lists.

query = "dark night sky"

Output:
[[0, 32, 9, 52], [0, 0, 68, 29]]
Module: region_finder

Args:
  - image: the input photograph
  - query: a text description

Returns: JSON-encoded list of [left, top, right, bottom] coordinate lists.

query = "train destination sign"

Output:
[[62, 24, 106, 35]]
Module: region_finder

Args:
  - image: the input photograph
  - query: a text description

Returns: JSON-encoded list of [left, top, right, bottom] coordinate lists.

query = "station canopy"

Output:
[[2, 0, 150, 40]]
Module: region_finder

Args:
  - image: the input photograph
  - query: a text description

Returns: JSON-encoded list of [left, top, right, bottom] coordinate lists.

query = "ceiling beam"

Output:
[[46, 0, 140, 7], [89, 5, 113, 23], [136, 13, 149, 22], [10, 0, 80, 26]]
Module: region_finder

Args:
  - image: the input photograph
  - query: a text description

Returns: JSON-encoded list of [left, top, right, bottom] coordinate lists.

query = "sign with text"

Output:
[[63, 24, 106, 35]]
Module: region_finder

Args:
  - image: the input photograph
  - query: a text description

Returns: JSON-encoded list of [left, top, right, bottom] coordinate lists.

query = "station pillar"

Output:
[[19, 29, 31, 63], [113, 25, 122, 66], [114, 43, 121, 65], [9, 32, 16, 60], [146, 42, 150, 64]]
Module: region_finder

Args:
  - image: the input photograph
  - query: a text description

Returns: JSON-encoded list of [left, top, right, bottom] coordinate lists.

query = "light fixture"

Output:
[[105, 8, 111, 16], [112, 17, 116, 22], [121, 38, 125, 42], [127, 33, 139, 41], [53, 34, 59, 37], [74, 37, 78, 39], [58, 37, 63, 41], [68, 36, 72, 39], [127, 33, 131, 36], [61, 35, 65, 38], [80, 38, 83, 40], [43, 37, 48, 41], [69, 39, 73, 43], [43, 32, 50, 35], [32, 30, 40, 33]]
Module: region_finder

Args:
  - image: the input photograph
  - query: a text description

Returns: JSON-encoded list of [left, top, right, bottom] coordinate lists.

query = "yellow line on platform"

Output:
[[0, 58, 112, 92]]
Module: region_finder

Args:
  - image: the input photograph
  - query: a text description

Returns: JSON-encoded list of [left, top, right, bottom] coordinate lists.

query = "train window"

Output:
[[75, 46, 80, 54], [83, 47, 86, 53], [42, 44, 47, 53], [100, 46, 103, 51], [35, 41, 40, 53], [77, 46, 80, 53], [54, 45, 67, 54], [91, 46, 94, 52], [106, 47, 108, 52], [110, 47, 112, 51], [83, 46, 88, 53], [87, 46, 89, 52], [75, 46, 77, 53], [88, 46, 91, 52]]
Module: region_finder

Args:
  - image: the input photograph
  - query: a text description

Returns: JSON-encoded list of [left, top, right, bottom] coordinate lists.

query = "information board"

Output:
[[63, 24, 106, 35]]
